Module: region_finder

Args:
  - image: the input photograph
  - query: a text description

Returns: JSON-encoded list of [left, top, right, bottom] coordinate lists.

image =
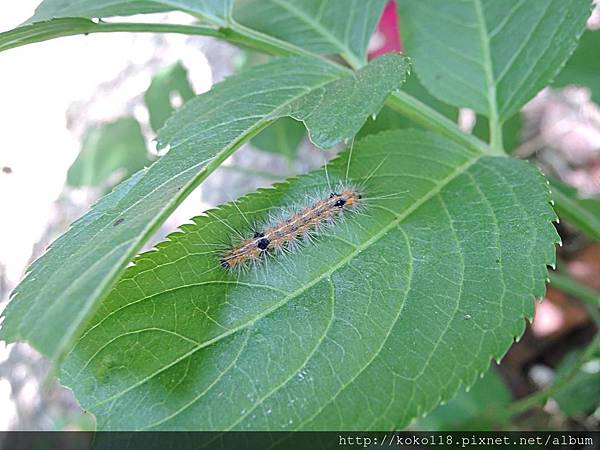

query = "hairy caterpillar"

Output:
[[220, 186, 363, 270], [205, 137, 403, 273]]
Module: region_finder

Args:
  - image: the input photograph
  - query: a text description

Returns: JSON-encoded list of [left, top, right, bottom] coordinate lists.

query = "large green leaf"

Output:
[[60, 130, 558, 430], [234, 0, 387, 67], [397, 0, 591, 122], [67, 117, 151, 188], [553, 30, 600, 104], [0, 54, 408, 363]]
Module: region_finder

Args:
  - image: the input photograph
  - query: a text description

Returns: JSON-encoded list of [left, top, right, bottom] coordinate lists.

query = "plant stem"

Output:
[[386, 91, 496, 156], [93, 21, 224, 38], [0, 20, 244, 54], [96, 22, 315, 62], [473, 0, 504, 154], [489, 115, 504, 153], [223, 21, 319, 59]]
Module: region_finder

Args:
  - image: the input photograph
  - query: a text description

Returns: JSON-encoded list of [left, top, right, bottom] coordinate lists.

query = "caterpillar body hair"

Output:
[[220, 185, 363, 271]]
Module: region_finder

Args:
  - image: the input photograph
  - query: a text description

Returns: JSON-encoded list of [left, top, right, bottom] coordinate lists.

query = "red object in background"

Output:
[[369, 0, 402, 59]]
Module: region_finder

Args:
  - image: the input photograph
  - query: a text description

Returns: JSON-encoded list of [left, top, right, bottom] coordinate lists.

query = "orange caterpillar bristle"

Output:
[[220, 189, 362, 270]]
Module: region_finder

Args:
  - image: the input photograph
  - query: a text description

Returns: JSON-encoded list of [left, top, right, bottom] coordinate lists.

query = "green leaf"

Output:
[[0, 54, 408, 363], [549, 178, 600, 242], [26, 0, 233, 26], [234, 0, 388, 67], [144, 62, 195, 133], [60, 129, 558, 430], [397, 0, 591, 123], [416, 369, 511, 430], [159, 53, 409, 150], [358, 73, 458, 139], [553, 30, 600, 104], [67, 118, 151, 189], [251, 117, 305, 161]]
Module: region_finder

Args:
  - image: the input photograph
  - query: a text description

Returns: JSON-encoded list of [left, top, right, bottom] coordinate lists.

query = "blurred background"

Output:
[[0, 0, 599, 432]]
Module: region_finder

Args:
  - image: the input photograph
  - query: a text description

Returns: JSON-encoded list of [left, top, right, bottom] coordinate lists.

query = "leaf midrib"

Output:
[[473, 0, 499, 129], [86, 151, 481, 411]]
